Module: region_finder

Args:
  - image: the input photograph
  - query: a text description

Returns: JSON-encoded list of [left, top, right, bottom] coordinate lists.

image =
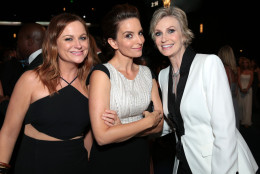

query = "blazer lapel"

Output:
[[168, 46, 196, 137]]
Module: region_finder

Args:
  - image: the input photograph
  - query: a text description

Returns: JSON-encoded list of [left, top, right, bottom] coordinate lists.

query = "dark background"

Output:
[[0, 0, 258, 64]]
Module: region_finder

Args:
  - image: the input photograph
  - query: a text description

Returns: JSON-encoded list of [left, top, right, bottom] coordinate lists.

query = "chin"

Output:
[[160, 50, 173, 57]]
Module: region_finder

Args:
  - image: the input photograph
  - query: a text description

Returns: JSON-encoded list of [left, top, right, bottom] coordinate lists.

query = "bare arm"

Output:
[[137, 79, 164, 136], [0, 71, 33, 163], [89, 70, 161, 146]]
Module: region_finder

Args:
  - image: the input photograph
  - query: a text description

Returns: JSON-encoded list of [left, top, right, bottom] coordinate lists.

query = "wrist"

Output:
[[0, 162, 11, 174], [0, 162, 11, 169]]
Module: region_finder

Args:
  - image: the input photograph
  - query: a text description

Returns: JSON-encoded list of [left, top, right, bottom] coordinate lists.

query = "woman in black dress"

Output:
[[0, 13, 100, 174]]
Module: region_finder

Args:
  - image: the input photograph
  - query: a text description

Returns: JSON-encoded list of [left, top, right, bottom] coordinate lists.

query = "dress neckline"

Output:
[[60, 75, 78, 85], [107, 63, 140, 81]]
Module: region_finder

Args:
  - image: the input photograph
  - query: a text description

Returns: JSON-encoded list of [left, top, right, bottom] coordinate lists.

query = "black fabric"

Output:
[[167, 46, 196, 173], [151, 132, 176, 174], [14, 135, 89, 174], [0, 58, 24, 119], [89, 137, 150, 174], [0, 58, 24, 97], [24, 53, 43, 71], [86, 64, 110, 86], [24, 85, 90, 140]]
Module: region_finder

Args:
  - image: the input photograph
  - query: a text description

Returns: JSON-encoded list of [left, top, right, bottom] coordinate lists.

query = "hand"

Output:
[[102, 109, 121, 127], [143, 110, 163, 128]]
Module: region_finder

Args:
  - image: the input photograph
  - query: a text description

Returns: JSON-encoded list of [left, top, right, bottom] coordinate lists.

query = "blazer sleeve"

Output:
[[202, 55, 237, 174]]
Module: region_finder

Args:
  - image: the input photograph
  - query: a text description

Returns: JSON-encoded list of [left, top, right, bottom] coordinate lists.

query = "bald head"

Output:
[[16, 23, 46, 60]]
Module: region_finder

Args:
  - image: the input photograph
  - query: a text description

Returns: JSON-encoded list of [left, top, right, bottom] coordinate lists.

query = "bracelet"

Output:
[[0, 162, 11, 169]]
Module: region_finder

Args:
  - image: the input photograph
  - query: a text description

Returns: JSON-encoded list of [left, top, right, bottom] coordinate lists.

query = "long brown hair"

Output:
[[218, 45, 237, 75], [36, 13, 99, 94]]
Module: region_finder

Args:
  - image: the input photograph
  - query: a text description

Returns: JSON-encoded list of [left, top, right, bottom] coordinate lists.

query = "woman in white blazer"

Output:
[[149, 6, 259, 174]]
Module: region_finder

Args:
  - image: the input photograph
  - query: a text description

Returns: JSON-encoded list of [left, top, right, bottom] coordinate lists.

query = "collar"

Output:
[[28, 49, 42, 64], [179, 46, 196, 75]]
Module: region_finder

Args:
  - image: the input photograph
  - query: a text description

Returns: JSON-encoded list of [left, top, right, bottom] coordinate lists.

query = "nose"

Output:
[[161, 34, 167, 42], [74, 39, 83, 49], [136, 35, 145, 45]]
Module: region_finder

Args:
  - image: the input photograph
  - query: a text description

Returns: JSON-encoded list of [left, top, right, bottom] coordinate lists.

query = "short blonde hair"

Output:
[[149, 6, 194, 48]]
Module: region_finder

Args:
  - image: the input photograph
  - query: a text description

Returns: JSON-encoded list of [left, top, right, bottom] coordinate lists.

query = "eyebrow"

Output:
[[122, 31, 133, 35], [122, 29, 143, 35], [61, 33, 87, 38]]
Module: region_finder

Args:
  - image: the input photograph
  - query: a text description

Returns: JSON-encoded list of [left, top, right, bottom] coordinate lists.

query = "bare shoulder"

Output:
[[15, 70, 40, 91], [19, 70, 39, 83]]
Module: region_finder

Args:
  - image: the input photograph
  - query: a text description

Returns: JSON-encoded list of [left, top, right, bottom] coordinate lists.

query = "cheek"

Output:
[[119, 42, 131, 50], [155, 39, 161, 48], [141, 37, 145, 44], [83, 42, 89, 49]]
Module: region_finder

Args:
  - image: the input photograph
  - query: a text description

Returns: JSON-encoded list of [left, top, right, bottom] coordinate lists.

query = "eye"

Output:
[[168, 29, 175, 34], [125, 34, 133, 38], [80, 36, 87, 40], [155, 31, 162, 37], [65, 37, 73, 41], [139, 31, 144, 36]]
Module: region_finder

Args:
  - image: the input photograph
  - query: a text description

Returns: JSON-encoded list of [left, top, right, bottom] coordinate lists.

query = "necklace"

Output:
[[172, 68, 180, 77], [171, 67, 180, 97]]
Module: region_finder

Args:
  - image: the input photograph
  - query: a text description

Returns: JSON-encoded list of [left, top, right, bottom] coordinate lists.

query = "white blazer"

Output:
[[159, 54, 258, 174]]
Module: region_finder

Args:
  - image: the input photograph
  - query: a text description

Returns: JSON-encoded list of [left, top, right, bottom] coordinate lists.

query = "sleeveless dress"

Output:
[[14, 76, 91, 174], [88, 63, 153, 174], [239, 74, 253, 126]]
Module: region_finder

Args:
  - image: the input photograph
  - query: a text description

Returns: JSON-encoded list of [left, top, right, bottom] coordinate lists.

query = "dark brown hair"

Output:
[[101, 3, 140, 58]]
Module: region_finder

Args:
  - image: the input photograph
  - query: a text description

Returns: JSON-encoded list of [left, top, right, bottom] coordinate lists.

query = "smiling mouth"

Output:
[[71, 51, 84, 55], [162, 44, 173, 48]]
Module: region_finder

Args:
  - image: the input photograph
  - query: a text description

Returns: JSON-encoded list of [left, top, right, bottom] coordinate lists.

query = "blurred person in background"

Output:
[[238, 57, 254, 128], [250, 59, 260, 111], [218, 44, 241, 129], [16, 23, 46, 70]]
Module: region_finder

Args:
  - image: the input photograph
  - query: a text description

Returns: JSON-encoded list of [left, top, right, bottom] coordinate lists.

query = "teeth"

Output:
[[162, 45, 172, 48]]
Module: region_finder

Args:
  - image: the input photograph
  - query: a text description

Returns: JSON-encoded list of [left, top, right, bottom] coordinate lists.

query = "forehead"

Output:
[[60, 21, 86, 35], [117, 18, 142, 32], [155, 16, 179, 30]]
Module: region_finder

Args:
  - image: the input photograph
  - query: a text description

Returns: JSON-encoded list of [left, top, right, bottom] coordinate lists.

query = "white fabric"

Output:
[[239, 74, 253, 126], [28, 49, 42, 64], [104, 63, 152, 124], [159, 54, 258, 174]]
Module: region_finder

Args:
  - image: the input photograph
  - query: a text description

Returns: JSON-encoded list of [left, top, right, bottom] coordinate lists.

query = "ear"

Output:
[[108, 38, 118, 50]]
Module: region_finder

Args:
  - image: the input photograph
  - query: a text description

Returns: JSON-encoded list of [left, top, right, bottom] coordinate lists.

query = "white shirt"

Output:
[[28, 49, 42, 64]]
